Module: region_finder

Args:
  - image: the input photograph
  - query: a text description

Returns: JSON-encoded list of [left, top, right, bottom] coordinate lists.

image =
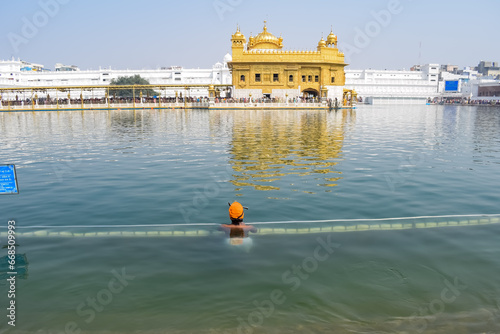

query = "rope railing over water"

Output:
[[1, 214, 499, 238]]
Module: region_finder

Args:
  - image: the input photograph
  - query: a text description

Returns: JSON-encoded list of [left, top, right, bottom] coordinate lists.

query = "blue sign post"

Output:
[[0, 165, 19, 195], [445, 80, 459, 92]]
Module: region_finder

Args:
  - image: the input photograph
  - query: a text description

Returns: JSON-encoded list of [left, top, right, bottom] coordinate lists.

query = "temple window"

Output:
[[308, 75, 312, 82], [240, 75, 245, 82], [289, 75, 294, 82], [255, 73, 261, 82], [302, 75, 306, 82], [315, 75, 319, 82], [273, 74, 279, 82], [331, 77, 335, 83]]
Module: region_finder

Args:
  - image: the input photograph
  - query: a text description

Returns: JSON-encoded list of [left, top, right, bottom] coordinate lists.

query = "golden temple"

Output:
[[228, 22, 348, 102]]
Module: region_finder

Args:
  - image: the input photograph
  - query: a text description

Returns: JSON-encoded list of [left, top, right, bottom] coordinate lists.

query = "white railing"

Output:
[[212, 102, 326, 108]]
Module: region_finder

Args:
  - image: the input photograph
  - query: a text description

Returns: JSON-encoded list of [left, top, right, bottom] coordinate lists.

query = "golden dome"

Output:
[[318, 37, 327, 48], [249, 21, 283, 50], [231, 25, 246, 46], [255, 26, 278, 43], [327, 29, 337, 46], [233, 26, 244, 38], [234, 31, 242, 38]]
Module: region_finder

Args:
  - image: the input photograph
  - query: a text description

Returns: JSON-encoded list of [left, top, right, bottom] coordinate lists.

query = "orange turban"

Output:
[[229, 201, 244, 220]]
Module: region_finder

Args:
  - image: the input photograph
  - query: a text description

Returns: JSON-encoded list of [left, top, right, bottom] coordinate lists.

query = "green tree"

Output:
[[109, 75, 158, 98]]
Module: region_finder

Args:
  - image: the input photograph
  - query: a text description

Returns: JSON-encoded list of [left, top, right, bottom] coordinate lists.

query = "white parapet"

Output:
[[325, 86, 344, 101], [271, 89, 300, 99], [233, 88, 263, 99]]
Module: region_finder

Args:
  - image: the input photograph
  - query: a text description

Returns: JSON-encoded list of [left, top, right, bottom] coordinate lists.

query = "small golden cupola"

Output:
[[248, 21, 283, 50], [248, 33, 255, 48], [318, 36, 327, 50], [231, 25, 246, 48], [327, 29, 337, 47]]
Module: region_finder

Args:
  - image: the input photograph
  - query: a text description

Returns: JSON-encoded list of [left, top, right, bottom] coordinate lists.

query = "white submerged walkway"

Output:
[[2, 215, 499, 238]]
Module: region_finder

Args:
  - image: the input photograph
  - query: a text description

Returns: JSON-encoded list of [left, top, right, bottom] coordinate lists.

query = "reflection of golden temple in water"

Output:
[[224, 110, 355, 195]]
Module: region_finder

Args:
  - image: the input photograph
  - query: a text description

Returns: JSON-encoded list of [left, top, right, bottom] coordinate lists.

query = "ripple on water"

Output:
[[1, 106, 500, 333]]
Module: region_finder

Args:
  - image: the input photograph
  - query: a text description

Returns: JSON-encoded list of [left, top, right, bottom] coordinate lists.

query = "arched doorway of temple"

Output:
[[302, 89, 319, 99]]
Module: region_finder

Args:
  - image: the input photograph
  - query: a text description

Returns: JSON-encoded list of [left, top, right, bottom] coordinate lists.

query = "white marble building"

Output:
[[2, 57, 498, 103], [344, 64, 440, 104], [0, 55, 233, 98]]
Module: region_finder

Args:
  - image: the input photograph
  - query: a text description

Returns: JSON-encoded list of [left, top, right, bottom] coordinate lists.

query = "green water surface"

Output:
[[1, 105, 500, 333]]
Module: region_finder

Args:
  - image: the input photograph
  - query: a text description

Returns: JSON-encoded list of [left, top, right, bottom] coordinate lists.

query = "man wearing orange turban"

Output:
[[229, 201, 245, 225], [220, 202, 256, 246]]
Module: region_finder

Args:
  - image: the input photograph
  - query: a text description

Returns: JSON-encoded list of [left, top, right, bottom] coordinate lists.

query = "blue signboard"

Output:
[[445, 80, 459, 92], [0, 165, 19, 195]]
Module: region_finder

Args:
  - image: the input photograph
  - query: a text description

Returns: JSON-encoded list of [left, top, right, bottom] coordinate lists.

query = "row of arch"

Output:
[[240, 74, 335, 84]]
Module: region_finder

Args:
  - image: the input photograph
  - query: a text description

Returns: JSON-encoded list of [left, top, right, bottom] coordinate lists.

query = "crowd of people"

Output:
[[214, 96, 326, 103], [4, 94, 499, 108], [1, 95, 356, 108], [0, 96, 212, 106]]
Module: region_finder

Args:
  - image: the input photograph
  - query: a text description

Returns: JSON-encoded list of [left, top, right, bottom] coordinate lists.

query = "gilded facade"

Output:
[[228, 22, 347, 101]]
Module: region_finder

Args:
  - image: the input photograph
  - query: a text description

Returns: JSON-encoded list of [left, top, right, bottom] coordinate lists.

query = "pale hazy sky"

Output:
[[1, 0, 498, 70]]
